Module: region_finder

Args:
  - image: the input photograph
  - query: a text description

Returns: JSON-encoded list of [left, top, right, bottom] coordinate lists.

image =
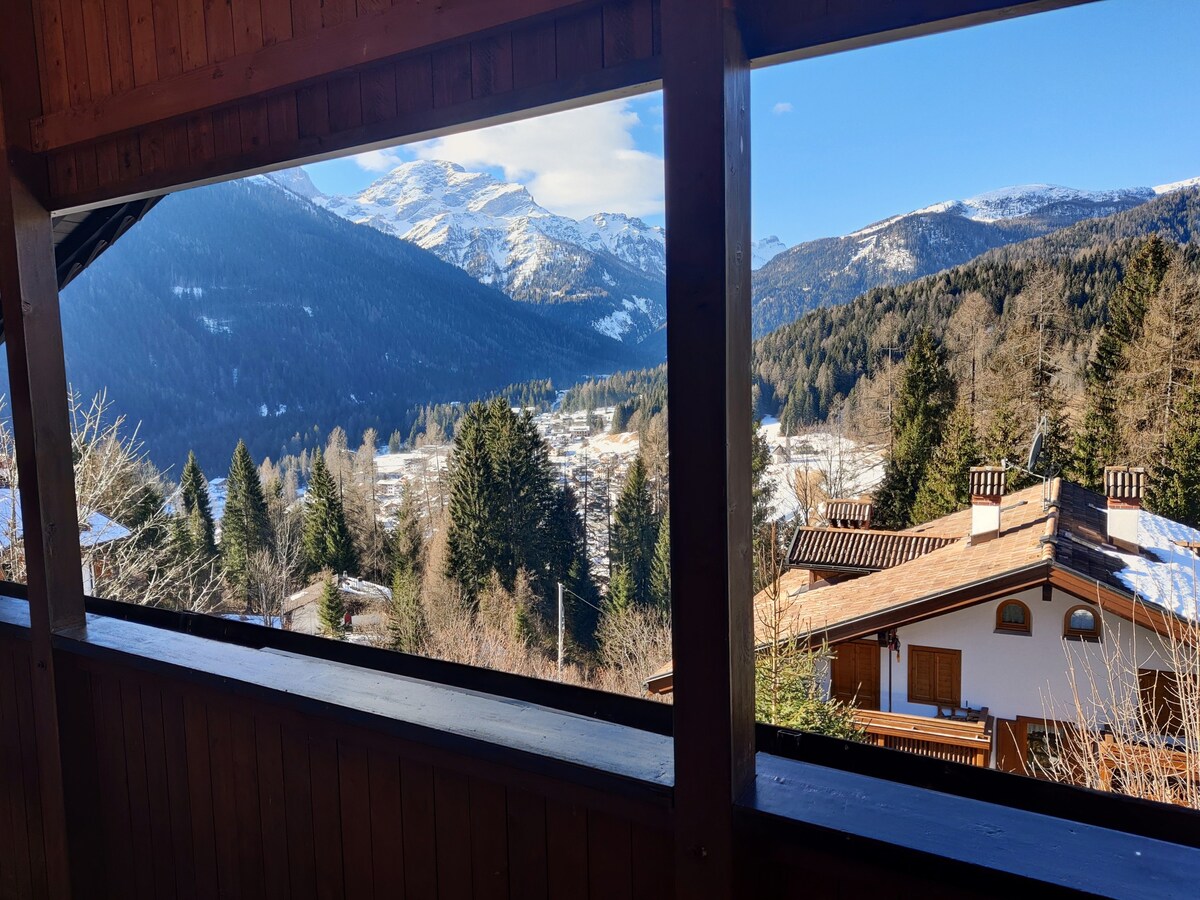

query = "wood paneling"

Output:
[[43, 0, 662, 213], [0, 642, 675, 900]]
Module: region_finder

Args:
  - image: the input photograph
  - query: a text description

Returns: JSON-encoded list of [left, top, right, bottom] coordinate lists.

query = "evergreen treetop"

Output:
[[220, 439, 272, 598], [611, 455, 658, 608]]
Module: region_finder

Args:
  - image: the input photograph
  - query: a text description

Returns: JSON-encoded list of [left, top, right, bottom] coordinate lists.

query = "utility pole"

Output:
[[557, 581, 565, 679]]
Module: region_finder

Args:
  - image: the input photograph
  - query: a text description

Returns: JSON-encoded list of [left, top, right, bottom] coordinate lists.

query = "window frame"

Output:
[[995, 599, 1032, 635], [1063, 605, 1101, 642]]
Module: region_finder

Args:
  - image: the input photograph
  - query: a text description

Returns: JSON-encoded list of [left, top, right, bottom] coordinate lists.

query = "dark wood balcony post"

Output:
[[662, 0, 754, 896], [0, 5, 87, 897]]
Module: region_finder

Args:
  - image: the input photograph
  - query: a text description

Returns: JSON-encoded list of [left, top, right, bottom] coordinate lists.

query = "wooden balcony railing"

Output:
[[853, 709, 993, 767]]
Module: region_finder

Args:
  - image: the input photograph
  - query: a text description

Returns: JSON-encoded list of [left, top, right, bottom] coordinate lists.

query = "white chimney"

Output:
[[969, 467, 1006, 544], [1104, 466, 1146, 553]]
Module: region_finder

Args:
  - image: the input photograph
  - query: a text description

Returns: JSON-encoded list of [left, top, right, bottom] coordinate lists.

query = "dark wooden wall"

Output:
[[31, 0, 660, 212], [0, 635, 49, 900], [0, 629, 674, 900]]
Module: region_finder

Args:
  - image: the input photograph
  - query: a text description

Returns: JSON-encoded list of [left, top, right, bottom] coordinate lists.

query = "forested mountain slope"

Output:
[[26, 178, 645, 473], [751, 183, 1189, 337], [754, 187, 1200, 430]]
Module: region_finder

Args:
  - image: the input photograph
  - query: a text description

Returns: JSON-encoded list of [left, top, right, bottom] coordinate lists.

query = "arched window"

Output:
[[996, 599, 1031, 635], [1064, 605, 1101, 641]]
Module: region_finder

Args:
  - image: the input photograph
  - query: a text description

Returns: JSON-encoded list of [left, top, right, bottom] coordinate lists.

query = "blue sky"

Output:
[[304, 0, 1199, 247]]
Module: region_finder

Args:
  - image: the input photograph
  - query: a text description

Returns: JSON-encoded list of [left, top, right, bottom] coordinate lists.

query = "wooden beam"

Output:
[[49, 54, 659, 215], [663, 1, 753, 896], [0, 4, 87, 898], [739, 0, 1100, 67], [30, 0, 593, 154]]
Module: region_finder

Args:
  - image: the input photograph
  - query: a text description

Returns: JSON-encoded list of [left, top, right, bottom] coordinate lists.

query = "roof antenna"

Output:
[[1002, 416, 1052, 510]]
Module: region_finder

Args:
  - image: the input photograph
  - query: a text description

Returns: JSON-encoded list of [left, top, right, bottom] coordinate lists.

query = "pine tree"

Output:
[[1147, 378, 1200, 528], [179, 450, 217, 556], [317, 576, 347, 638], [387, 430, 402, 454], [388, 564, 425, 653], [873, 330, 956, 528], [611, 456, 658, 607], [303, 447, 358, 577], [649, 510, 671, 611], [221, 439, 272, 599], [1072, 236, 1172, 489], [911, 405, 979, 524]]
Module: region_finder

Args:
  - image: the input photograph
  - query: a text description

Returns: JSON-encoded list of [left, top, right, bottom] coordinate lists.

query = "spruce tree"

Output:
[[873, 330, 956, 528], [303, 447, 358, 577], [445, 399, 586, 620], [606, 564, 634, 618], [1147, 378, 1200, 528], [446, 404, 500, 601], [179, 450, 217, 556], [392, 482, 424, 577], [221, 439, 272, 598], [649, 510, 671, 611], [911, 405, 979, 524], [611, 456, 658, 607], [317, 576, 347, 638]]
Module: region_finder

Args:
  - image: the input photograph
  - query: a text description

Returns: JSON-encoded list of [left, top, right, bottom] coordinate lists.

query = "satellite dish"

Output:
[[1027, 416, 1046, 472]]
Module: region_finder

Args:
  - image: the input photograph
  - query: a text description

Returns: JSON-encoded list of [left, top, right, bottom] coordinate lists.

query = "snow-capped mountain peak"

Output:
[[956, 183, 1155, 223], [1154, 176, 1200, 196], [314, 159, 667, 343], [752, 236, 789, 270]]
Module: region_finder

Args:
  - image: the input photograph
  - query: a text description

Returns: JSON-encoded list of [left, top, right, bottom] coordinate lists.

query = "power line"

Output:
[[559, 582, 604, 614]]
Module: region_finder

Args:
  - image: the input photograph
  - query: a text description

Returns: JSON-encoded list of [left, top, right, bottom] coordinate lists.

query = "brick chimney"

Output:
[[1104, 466, 1146, 553], [969, 467, 1006, 544]]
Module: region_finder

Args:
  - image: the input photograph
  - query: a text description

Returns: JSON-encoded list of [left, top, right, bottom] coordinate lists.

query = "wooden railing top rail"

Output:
[[854, 710, 993, 749]]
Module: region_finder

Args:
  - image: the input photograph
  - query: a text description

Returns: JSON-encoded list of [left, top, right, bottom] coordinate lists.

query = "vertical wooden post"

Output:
[[0, 5, 87, 897], [662, 1, 754, 896]]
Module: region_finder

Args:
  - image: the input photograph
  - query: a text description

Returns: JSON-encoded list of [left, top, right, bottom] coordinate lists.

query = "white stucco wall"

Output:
[[866, 586, 1170, 725]]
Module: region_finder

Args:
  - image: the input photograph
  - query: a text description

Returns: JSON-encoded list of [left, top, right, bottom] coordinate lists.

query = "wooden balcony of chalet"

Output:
[[853, 709, 994, 768], [3, 0, 1200, 898]]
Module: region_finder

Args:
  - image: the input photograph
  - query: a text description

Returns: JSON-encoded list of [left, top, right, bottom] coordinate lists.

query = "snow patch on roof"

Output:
[[1101, 510, 1200, 621]]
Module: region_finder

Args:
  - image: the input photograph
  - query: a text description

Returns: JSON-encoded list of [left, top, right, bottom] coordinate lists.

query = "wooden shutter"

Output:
[[908, 646, 961, 706], [1139, 669, 1182, 734], [830, 641, 880, 710]]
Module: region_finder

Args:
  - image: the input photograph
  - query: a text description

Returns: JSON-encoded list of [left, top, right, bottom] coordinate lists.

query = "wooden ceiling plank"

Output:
[[202, 0, 237, 64], [35, 0, 71, 114], [555, 7, 604, 82], [127, 0, 161, 86], [259, 0, 293, 46], [81, 0, 114, 98], [151, 0, 185, 78], [266, 93, 300, 144], [471, 34, 514, 100], [328, 74, 364, 134], [512, 19, 557, 90], [58, 0, 93, 108], [31, 0, 586, 153], [230, 0, 266, 57], [177, 0, 209, 72], [103, 0, 136, 93], [431, 44, 473, 109], [361, 63, 399, 125]]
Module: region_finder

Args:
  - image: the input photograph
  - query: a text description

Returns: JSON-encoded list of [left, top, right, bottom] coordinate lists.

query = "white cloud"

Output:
[[353, 148, 406, 172], [410, 99, 664, 219], [773, 102, 794, 116]]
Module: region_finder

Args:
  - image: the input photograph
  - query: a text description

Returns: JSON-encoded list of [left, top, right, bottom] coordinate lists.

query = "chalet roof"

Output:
[[787, 526, 959, 573], [0, 489, 130, 550]]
